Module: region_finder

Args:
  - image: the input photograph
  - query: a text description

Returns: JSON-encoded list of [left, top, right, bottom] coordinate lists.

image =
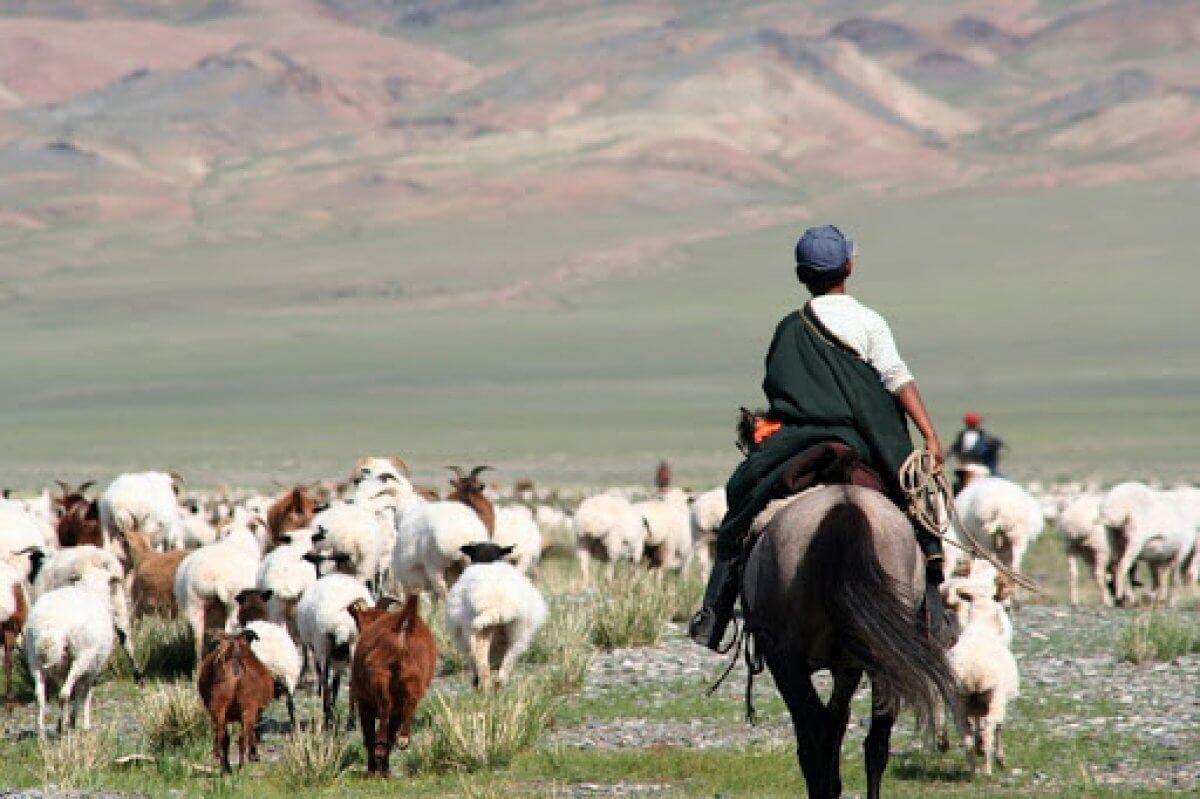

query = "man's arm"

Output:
[[894, 382, 943, 468]]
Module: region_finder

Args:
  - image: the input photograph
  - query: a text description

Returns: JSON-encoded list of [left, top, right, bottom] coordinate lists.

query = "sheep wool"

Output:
[[446, 561, 548, 689]]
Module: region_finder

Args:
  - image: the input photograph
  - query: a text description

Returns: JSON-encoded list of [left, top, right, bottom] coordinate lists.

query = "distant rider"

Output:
[[951, 411, 1004, 475]]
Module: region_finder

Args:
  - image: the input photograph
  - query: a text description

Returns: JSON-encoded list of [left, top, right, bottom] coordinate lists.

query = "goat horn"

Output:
[[392, 457, 411, 477], [77, 480, 95, 495], [55, 480, 70, 495], [468, 465, 492, 480], [445, 466, 466, 479]]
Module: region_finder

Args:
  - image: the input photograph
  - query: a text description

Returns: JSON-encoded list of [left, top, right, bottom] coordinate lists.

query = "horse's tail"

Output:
[[806, 499, 956, 728]]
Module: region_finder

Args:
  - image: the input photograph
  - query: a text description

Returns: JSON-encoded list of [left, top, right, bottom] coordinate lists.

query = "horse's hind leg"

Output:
[[864, 681, 895, 799], [769, 657, 835, 799], [827, 669, 862, 799]]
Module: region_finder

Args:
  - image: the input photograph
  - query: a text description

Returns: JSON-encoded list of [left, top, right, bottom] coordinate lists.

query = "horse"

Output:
[[741, 484, 957, 799]]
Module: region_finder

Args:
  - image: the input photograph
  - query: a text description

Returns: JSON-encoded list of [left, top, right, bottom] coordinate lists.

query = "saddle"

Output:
[[766, 441, 885, 502]]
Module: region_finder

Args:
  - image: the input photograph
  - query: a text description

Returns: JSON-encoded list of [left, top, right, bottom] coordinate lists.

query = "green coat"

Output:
[[715, 303, 914, 559]]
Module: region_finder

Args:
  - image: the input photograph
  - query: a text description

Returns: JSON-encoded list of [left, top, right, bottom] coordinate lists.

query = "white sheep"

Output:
[[100, 471, 185, 552], [25, 569, 120, 736], [255, 528, 319, 640], [309, 502, 385, 591], [446, 545, 548, 690], [633, 488, 693, 573], [1167, 486, 1200, 591], [244, 619, 303, 729], [572, 493, 646, 583], [954, 477, 1044, 595], [0, 505, 50, 577], [351, 477, 426, 589], [689, 488, 726, 572], [1100, 482, 1193, 607], [351, 456, 413, 491], [175, 517, 265, 665], [943, 588, 1020, 776], [1057, 493, 1112, 607], [492, 505, 542, 574], [392, 501, 489, 598], [179, 501, 218, 549], [295, 573, 373, 722]]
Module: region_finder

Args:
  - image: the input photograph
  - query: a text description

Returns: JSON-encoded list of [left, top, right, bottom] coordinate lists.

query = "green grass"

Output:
[[1117, 612, 1200, 664]]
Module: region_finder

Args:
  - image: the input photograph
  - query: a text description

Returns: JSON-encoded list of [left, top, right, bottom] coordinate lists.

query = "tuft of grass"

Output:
[[105, 615, 194, 682], [1117, 612, 1200, 664], [407, 678, 554, 774], [425, 599, 467, 676], [39, 727, 115, 789], [527, 597, 594, 695], [590, 568, 675, 649], [276, 720, 356, 788], [668, 565, 706, 624], [136, 682, 208, 751]]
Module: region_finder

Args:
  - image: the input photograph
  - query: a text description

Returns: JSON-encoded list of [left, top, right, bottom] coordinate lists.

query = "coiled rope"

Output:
[[898, 449, 1042, 594]]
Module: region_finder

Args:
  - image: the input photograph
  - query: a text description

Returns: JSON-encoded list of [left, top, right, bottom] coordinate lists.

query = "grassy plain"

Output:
[[2, 180, 1198, 488]]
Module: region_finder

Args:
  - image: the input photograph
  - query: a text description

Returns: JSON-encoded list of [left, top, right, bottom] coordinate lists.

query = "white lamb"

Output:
[[243, 619, 303, 728], [689, 488, 726, 572], [492, 505, 542, 574], [174, 517, 265, 665], [633, 488, 693, 573], [100, 471, 185, 552], [392, 502, 489, 598], [446, 552, 548, 690], [954, 477, 1044, 595], [295, 573, 373, 721], [255, 528, 319, 640], [1100, 482, 1193, 607], [573, 493, 646, 583], [1057, 493, 1112, 607], [25, 569, 120, 736], [944, 588, 1020, 776], [309, 502, 385, 590]]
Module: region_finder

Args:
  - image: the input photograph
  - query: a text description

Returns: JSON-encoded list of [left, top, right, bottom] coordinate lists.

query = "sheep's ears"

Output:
[[333, 553, 353, 565], [390, 457, 411, 477], [459, 543, 480, 558], [259, 589, 273, 603], [279, 534, 293, 545], [501, 545, 515, 557], [241, 628, 260, 644], [302, 551, 324, 565], [313, 502, 330, 514]]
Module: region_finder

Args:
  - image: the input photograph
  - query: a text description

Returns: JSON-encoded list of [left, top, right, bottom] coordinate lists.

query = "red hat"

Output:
[[963, 411, 982, 426]]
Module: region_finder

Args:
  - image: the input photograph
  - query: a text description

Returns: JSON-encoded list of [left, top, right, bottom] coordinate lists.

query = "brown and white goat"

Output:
[[55, 498, 103, 549], [266, 487, 317, 547], [447, 466, 495, 534], [348, 595, 436, 777], [197, 629, 274, 772]]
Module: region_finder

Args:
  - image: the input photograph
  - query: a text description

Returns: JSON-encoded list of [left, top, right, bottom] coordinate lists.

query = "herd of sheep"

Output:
[[1, 456, 1198, 777]]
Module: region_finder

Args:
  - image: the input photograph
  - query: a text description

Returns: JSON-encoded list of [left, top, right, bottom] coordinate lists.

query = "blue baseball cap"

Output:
[[794, 225, 855, 273]]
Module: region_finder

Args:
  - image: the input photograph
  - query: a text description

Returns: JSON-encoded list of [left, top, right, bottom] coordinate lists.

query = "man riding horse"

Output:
[[690, 224, 950, 651]]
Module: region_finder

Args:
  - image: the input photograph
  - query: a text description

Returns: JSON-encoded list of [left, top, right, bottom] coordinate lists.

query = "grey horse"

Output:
[[742, 485, 957, 799]]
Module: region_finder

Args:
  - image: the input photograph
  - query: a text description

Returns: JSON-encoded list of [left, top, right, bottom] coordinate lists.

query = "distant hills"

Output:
[[0, 0, 1198, 291]]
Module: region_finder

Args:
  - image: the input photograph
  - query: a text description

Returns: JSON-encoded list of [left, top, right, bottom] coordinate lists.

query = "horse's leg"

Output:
[[827, 668, 861, 799], [864, 680, 895, 799], [769, 657, 834, 799]]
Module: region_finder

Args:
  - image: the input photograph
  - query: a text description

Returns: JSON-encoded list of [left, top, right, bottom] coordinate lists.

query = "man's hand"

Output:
[[926, 437, 945, 472]]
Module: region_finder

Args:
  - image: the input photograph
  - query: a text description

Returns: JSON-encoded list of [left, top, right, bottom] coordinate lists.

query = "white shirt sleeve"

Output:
[[862, 310, 914, 393]]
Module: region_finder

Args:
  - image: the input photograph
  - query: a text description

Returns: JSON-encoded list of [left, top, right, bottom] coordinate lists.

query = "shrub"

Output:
[[137, 682, 208, 751], [39, 727, 114, 789], [406, 678, 554, 774], [104, 615, 194, 682], [276, 720, 355, 787], [1118, 612, 1200, 664], [590, 568, 674, 649]]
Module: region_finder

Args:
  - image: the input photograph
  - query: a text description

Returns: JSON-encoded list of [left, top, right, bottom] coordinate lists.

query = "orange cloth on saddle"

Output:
[[753, 417, 783, 444]]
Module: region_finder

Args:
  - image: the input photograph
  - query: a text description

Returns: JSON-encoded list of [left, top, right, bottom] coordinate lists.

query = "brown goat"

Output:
[[125, 529, 189, 616], [266, 487, 316, 546], [446, 466, 495, 535], [348, 595, 436, 777], [233, 589, 271, 625], [197, 629, 274, 772], [52, 480, 95, 517], [55, 499, 103, 548]]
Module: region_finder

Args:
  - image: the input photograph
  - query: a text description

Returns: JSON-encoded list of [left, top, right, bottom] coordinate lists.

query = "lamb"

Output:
[[1100, 482, 1193, 607], [492, 505, 542, 574], [953, 477, 1044, 597], [175, 517, 265, 665], [1057, 493, 1113, 607], [633, 488, 693, 573], [1167, 486, 1200, 590], [255, 527, 320, 638], [31, 545, 139, 679], [445, 542, 548, 690], [234, 589, 302, 730], [25, 569, 121, 736], [100, 471, 186, 552], [348, 594, 437, 776], [197, 629, 274, 772], [392, 501, 489, 598], [689, 488, 727, 572], [943, 587, 1020, 776], [573, 492, 646, 583], [308, 502, 386, 590], [0, 505, 50, 577], [296, 573, 373, 723], [0, 560, 29, 708]]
